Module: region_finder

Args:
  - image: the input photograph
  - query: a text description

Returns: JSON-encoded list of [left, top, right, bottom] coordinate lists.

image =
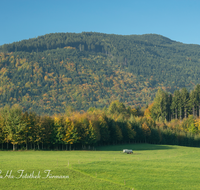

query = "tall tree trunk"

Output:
[[38, 144, 40, 150], [13, 144, 15, 151], [180, 108, 182, 120], [176, 109, 177, 119], [66, 144, 68, 150], [26, 141, 28, 150]]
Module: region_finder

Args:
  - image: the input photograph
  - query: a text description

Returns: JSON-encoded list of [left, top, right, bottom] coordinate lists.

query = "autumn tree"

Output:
[[54, 115, 66, 150], [4, 105, 26, 150], [108, 100, 129, 118], [0, 105, 10, 149], [63, 118, 80, 150], [141, 122, 151, 143], [0, 114, 5, 150]]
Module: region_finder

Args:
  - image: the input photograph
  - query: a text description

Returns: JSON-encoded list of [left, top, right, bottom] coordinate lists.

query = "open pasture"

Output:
[[0, 144, 200, 190]]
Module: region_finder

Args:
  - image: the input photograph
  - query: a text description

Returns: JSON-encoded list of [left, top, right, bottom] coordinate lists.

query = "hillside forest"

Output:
[[1, 32, 200, 115]]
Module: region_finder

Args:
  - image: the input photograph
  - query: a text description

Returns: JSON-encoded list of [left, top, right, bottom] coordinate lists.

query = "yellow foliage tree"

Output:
[[144, 103, 154, 119], [63, 120, 80, 150], [142, 122, 151, 143]]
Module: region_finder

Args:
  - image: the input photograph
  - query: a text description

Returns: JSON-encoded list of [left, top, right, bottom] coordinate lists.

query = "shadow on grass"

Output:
[[96, 143, 177, 151]]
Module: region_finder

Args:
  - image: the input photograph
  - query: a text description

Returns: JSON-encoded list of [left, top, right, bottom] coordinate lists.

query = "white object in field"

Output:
[[123, 149, 133, 154]]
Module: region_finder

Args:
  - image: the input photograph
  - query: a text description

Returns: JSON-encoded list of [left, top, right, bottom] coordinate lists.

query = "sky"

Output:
[[1, 0, 200, 46]]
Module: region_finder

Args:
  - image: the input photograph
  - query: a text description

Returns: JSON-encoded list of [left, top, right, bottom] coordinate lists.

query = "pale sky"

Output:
[[1, 0, 200, 45]]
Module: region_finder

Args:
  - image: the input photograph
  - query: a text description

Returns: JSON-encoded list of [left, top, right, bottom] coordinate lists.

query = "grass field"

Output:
[[0, 144, 200, 190]]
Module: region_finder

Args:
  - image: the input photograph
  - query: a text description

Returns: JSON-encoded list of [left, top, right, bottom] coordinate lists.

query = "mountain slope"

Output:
[[0, 32, 200, 115]]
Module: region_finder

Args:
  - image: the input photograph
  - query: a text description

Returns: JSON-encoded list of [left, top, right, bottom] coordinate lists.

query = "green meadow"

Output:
[[0, 144, 200, 190]]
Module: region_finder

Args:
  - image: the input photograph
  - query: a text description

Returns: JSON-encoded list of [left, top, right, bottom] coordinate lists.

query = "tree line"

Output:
[[1, 97, 200, 151], [0, 101, 138, 151]]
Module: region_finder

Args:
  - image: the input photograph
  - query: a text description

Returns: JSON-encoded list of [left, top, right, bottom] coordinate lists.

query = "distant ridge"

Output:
[[0, 32, 200, 115]]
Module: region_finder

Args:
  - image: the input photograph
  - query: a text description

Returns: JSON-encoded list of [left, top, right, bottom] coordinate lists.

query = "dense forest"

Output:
[[1, 32, 200, 114], [149, 84, 200, 122], [1, 95, 200, 151]]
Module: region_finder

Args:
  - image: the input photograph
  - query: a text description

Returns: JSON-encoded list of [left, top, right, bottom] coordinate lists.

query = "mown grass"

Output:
[[0, 144, 200, 189]]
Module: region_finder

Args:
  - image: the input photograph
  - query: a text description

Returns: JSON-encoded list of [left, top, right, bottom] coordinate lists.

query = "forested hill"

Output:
[[1, 32, 200, 115]]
